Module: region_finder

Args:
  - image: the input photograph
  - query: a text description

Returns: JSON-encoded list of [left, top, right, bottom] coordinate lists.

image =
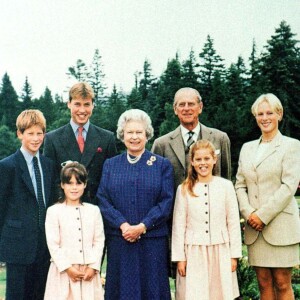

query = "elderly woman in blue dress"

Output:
[[97, 109, 174, 300], [235, 93, 300, 300]]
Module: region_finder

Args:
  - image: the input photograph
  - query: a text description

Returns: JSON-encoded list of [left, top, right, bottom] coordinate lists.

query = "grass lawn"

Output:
[[0, 267, 5, 300]]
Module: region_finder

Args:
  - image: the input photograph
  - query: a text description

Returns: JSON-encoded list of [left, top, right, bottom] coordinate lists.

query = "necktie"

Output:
[[33, 156, 46, 230], [77, 127, 85, 153], [186, 131, 194, 150]]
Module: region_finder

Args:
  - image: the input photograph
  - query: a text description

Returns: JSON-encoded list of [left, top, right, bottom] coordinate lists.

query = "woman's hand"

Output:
[[231, 258, 238, 272], [83, 266, 96, 281], [177, 261, 187, 277], [122, 223, 145, 242], [247, 213, 265, 231], [66, 266, 85, 282], [120, 222, 131, 234]]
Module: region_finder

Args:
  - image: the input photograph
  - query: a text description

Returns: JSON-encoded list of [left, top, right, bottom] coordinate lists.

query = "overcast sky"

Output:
[[0, 0, 299, 99]]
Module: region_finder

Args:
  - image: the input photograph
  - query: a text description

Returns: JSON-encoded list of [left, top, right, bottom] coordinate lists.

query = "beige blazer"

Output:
[[172, 176, 242, 261], [45, 202, 105, 272], [235, 132, 300, 246], [152, 124, 231, 190]]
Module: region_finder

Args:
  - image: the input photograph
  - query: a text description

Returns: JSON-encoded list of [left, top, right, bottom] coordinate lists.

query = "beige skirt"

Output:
[[248, 233, 300, 268], [44, 263, 104, 300], [176, 243, 239, 300]]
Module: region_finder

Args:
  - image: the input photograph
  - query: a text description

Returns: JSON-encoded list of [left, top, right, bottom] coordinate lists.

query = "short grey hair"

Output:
[[251, 93, 283, 117], [117, 109, 154, 141], [173, 87, 202, 107]]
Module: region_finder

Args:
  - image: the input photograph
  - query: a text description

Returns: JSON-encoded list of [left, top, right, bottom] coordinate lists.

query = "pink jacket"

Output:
[[45, 202, 104, 272]]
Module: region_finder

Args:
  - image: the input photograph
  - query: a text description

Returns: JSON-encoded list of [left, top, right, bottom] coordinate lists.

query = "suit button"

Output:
[[205, 221, 208, 224], [76, 207, 79, 210], [205, 212, 208, 214], [205, 202, 208, 205], [80, 250, 82, 253], [79, 239, 81, 242], [77, 218, 80, 220], [204, 193, 207, 196], [205, 184, 207, 187], [78, 228, 81, 230], [206, 230, 208, 233]]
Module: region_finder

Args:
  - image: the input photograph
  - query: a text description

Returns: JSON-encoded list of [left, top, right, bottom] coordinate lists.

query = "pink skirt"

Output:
[[176, 243, 239, 300], [44, 263, 104, 300]]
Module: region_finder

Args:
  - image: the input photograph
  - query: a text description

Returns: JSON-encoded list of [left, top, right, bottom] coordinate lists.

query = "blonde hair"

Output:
[[69, 82, 95, 102], [182, 139, 216, 197], [16, 110, 46, 133], [251, 93, 283, 117]]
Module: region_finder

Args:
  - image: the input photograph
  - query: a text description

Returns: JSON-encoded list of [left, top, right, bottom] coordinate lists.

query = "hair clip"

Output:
[[61, 160, 78, 167]]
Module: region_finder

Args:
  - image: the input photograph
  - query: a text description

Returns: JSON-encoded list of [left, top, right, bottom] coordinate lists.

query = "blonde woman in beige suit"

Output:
[[44, 162, 104, 300], [235, 93, 300, 300], [172, 140, 241, 300]]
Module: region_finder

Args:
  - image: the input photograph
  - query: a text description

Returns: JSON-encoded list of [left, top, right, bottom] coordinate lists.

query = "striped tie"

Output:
[[33, 156, 46, 230], [187, 131, 194, 150]]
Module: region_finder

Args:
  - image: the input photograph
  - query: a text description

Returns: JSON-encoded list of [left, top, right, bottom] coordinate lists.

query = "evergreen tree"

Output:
[[0, 125, 20, 159], [88, 49, 107, 105], [20, 76, 33, 109], [0, 73, 20, 130], [259, 20, 300, 139], [35, 87, 55, 128], [155, 55, 183, 136], [138, 59, 157, 114], [127, 72, 143, 109], [67, 59, 89, 82], [199, 35, 225, 101], [181, 49, 199, 89]]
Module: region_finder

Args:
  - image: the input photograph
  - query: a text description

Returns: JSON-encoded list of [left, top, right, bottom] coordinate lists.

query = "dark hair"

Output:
[[58, 162, 88, 203], [182, 140, 217, 197]]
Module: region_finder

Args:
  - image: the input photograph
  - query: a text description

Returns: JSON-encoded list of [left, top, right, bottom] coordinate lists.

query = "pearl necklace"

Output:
[[127, 152, 142, 164], [261, 138, 273, 143]]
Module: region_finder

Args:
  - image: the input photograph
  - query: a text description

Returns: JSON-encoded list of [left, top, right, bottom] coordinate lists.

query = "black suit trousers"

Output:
[[6, 230, 50, 300]]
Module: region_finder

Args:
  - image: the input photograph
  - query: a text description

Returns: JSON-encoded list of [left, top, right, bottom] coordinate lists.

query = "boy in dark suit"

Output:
[[43, 82, 117, 205], [0, 110, 56, 300]]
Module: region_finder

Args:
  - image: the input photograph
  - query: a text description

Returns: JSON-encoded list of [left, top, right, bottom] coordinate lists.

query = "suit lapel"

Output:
[[16, 150, 36, 198], [40, 156, 51, 205], [80, 124, 99, 166], [255, 132, 282, 168], [170, 126, 186, 169], [60, 124, 82, 161], [200, 124, 212, 141]]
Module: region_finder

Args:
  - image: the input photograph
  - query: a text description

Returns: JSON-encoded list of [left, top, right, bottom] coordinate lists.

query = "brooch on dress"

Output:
[[146, 156, 156, 166]]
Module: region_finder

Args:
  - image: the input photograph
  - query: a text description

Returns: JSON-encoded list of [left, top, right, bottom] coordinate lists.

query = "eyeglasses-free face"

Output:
[[123, 121, 147, 156]]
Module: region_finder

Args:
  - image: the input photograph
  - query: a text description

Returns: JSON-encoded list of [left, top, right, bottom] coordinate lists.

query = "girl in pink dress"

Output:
[[172, 140, 241, 300], [44, 162, 104, 300]]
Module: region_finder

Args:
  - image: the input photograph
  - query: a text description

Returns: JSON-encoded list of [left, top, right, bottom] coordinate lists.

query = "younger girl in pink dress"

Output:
[[172, 140, 241, 300], [44, 162, 104, 300]]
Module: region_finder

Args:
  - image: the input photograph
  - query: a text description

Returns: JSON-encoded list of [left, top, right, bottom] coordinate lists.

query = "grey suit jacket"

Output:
[[235, 132, 300, 246], [151, 124, 231, 190], [43, 123, 117, 204]]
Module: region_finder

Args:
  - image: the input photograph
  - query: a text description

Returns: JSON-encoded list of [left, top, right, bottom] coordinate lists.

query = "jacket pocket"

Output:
[[1, 219, 22, 238]]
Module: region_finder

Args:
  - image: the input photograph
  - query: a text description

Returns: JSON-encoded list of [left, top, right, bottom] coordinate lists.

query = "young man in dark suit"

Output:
[[0, 110, 56, 300], [43, 82, 117, 205]]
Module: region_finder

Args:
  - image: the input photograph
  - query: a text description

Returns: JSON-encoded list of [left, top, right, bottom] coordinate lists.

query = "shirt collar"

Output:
[[70, 119, 90, 133], [20, 146, 40, 164], [180, 122, 200, 138]]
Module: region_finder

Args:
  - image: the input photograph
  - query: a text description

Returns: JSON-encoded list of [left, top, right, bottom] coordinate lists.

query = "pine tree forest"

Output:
[[0, 21, 299, 176]]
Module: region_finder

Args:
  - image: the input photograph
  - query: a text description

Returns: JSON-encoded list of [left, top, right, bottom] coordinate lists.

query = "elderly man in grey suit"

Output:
[[43, 82, 117, 205], [152, 87, 231, 187], [151, 87, 231, 282]]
